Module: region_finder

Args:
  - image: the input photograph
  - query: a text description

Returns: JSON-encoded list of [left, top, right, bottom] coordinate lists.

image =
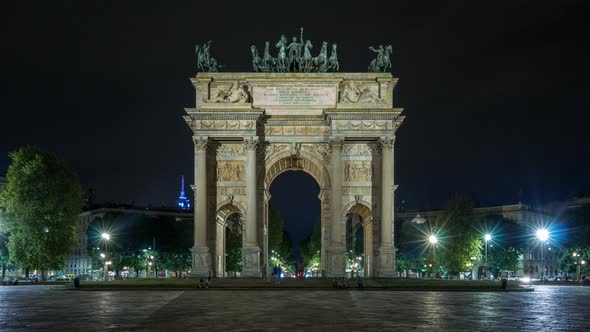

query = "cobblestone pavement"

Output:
[[0, 285, 588, 331]]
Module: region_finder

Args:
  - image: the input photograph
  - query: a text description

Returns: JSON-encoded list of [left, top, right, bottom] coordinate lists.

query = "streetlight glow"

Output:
[[428, 235, 438, 244], [101, 233, 110, 240], [484, 234, 491, 241], [536, 229, 549, 241]]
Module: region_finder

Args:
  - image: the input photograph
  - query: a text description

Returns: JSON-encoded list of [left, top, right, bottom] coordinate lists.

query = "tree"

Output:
[[268, 207, 284, 256], [558, 246, 590, 277], [279, 229, 294, 265], [300, 219, 321, 270], [0, 147, 83, 279], [225, 213, 242, 276], [435, 197, 482, 277], [0, 235, 15, 279], [477, 214, 527, 277]]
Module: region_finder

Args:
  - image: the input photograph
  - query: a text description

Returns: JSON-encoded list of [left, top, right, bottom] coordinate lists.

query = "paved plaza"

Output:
[[0, 285, 588, 331]]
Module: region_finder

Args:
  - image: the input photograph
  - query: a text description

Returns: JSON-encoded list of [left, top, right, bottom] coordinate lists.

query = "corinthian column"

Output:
[[378, 136, 396, 276], [191, 136, 210, 277], [329, 137, 346, 276], [242, 136, 261, 277]]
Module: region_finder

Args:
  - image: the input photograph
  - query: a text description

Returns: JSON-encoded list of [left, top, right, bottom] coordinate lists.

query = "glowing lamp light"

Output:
[[428, 235, 438, 244], [484, 234, 492, 241], [536, 229, 549, 241], [101, 233, 110, 240]]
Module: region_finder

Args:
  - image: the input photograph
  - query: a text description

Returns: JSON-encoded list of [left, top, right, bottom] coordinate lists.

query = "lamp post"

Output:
[[427, 235, 437, 278], [484, 234, 491, 280], [536, 229, 549, 280], [572, 253, 586, 282], [101, 233, 110, 280]]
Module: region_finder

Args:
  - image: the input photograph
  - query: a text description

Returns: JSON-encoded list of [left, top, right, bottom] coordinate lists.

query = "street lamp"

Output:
[[428, 235, 438, 244], [536, 228, 549, 280], [102, 233, 110, 280], [573, 253, 586, 282], [484, 234, 491, 280]]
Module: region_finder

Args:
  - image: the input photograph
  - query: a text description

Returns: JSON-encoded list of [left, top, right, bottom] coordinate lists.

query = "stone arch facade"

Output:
[[345, 202, 374, 276], [184, 73, 404, 277], [214, 203, 244, 277]]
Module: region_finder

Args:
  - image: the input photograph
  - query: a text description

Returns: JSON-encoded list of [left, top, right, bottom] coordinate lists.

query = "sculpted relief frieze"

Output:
[[217, 144, 245, 157], [204, 81, 251, 103], [264, 144, 288, 161], [301, 144, 330, 161], [264, 126, 330, 136], [195, 120, 255, 130], [342, 144, 373, 156], [344, 161, 373, 182], [333, 120, 392, 131], [217, 161, 245, 182], [339, 82, 385, 104]]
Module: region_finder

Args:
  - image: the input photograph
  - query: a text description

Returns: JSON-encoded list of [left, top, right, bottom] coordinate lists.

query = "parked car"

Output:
[[507, 275, 521, 281]]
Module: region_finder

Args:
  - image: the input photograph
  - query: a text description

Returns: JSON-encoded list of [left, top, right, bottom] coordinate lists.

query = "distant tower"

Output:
[[176, 175, 191, 210]]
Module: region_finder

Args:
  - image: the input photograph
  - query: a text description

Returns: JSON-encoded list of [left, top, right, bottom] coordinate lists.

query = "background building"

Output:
[[65, 205, 193, 278]]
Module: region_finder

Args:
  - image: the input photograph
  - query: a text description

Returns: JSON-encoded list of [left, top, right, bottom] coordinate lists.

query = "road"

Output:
[[0, 285, 588, 331]]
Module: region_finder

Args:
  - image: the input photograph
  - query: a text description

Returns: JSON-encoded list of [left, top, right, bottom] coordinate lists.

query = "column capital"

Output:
[[329, 137, 345, 150], [243, 136, 259, 151], [379, 136, 395, 150], [193, 136, 209, 150]]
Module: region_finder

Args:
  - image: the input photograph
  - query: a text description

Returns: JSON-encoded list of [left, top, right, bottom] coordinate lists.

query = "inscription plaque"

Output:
[[253, 85, 336, 106]]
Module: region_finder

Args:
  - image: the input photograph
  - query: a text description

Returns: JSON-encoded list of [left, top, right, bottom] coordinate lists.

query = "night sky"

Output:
[[1, 1, 588, 243]]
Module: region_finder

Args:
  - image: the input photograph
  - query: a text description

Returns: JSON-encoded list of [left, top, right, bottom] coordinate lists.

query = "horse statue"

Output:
[[368, 44, 392, 72], [250, 45, 262, 72], [312, 41, 328, 72], [326, 43, 339, 71], [299, 40, 313, 72], [275, 35, 288, 72], [262, 41, 276, 72]]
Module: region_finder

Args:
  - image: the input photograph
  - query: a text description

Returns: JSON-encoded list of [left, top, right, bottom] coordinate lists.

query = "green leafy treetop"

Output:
[[0, 147, 83, 279], [435, 196, 482, 277]]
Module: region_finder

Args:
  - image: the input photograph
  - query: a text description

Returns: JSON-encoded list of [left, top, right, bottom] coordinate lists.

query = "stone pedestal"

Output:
[[328, 247, 346, 277], [241, 245, 261, 277], [190, 245, 211, 277], [378, 247, 396, 277]]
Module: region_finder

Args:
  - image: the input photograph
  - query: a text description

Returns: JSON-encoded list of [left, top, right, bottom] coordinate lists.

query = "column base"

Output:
[[325, 247, 346, 277], [377, 246, 396, 277], [241, 245, 261, 277], [190, 245, 211, 278]]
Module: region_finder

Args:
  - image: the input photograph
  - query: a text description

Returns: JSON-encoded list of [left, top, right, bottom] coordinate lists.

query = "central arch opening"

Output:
[[268, 170, 321, 277]]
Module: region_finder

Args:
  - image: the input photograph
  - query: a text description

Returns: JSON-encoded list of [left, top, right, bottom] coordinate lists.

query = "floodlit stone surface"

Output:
[[1, 285, 588, 330], [185, 73, 404, 278]]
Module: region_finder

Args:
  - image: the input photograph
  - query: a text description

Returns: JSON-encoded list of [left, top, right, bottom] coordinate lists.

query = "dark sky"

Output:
[[1, 0, 588, 241]]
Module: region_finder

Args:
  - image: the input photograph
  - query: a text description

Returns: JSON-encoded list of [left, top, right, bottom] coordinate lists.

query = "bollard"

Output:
[[501, 278, 507, 290], [73, 276, 80, 289]]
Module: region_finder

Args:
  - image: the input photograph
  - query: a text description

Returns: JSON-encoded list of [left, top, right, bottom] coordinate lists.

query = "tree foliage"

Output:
[[268, 207, 284, 255], [225, 216, 243, 276], [0, 147, 83, 276], [477, 214, 527, 277], [558, 246, 590, 275], [435, 197, 482, 277], [300, 219, 321, 269], [85, 211, 193, 278]]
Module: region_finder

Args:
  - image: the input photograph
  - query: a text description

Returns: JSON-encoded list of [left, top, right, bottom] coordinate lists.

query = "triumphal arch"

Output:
[[184, 72, 404, 277]]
